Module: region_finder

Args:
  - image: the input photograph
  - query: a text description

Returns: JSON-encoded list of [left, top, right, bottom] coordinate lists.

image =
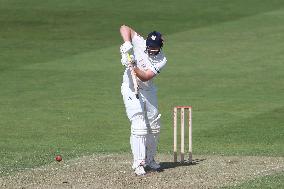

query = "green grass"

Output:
[[0, 0, 284, 179], [222, 172, 284, 189]]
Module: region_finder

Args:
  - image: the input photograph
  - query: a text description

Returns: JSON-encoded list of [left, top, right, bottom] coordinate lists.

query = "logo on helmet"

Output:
[[151, 35, 157, 40]]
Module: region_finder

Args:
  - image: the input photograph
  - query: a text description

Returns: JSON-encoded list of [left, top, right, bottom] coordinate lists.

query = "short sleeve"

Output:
[[149, 56, 167, 75]]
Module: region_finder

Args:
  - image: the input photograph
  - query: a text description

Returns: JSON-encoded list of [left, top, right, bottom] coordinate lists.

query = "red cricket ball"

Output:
[[55, 155, 62, 162]]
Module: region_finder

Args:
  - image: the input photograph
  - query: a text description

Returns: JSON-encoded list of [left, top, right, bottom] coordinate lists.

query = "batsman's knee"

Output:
[[131, 114, 148, 136], [148, 113, 161, 134]]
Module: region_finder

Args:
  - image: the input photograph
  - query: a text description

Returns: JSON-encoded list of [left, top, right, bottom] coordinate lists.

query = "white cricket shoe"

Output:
[[134, 165, 146, 176], [147, 160, 161, 170]]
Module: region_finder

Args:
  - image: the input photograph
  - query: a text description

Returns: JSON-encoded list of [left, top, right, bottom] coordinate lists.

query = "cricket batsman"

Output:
[[119, 25, 167, 175]]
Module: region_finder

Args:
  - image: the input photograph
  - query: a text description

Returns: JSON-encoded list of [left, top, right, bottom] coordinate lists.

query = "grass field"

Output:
[[0, 0, 284, 187], [223, 172, 284, 189]]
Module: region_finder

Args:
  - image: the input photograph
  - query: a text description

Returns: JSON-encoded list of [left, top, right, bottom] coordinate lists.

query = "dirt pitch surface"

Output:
[[1, 154, 284, 189]]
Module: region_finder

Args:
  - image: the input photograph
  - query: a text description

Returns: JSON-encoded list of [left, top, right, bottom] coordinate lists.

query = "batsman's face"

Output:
[[147, 47, 160, 56]]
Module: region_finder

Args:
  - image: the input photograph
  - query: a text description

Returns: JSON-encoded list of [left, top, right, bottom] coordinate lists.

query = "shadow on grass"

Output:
[[155, 158, 206, 172]]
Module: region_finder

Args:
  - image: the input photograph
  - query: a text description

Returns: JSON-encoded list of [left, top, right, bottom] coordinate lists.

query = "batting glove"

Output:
[[120, 53, 136, 67], [121, 53, 129, 67], [120, 41, 133, 54], [128, 54, 137, 67]]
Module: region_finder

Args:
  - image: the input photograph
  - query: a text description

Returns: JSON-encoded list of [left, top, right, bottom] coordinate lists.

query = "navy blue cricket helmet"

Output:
[[146, 31, 164, 56]]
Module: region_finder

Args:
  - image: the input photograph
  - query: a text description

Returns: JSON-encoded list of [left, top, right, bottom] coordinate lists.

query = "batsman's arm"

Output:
[[120, 25, 136, 42], [133, 67, 155, 82]]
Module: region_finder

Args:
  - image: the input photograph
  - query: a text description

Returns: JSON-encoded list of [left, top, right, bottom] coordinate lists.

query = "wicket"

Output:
[[173, 106, 192, 163]]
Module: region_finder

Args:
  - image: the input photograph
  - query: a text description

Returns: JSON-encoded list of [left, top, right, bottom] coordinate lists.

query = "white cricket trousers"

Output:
[[121, 83, 161, 168]]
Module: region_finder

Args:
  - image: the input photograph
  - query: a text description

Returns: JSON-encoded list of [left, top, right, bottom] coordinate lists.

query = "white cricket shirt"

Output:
[[122, 32, 167, 90]]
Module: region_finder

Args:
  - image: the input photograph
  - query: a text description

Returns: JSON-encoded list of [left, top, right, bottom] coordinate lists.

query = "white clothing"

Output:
[[120, 41, 133, 54], [130, 134, 146, 169], [134, 165, 146, 176], [121, 83, 159, 121], [120, 32, 167, 170], [122, 32, 167, 91], [146, 133, 159, 164]]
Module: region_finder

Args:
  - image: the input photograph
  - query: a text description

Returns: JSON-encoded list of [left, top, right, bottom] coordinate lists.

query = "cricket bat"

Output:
[[127, 54, 139, 99]]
